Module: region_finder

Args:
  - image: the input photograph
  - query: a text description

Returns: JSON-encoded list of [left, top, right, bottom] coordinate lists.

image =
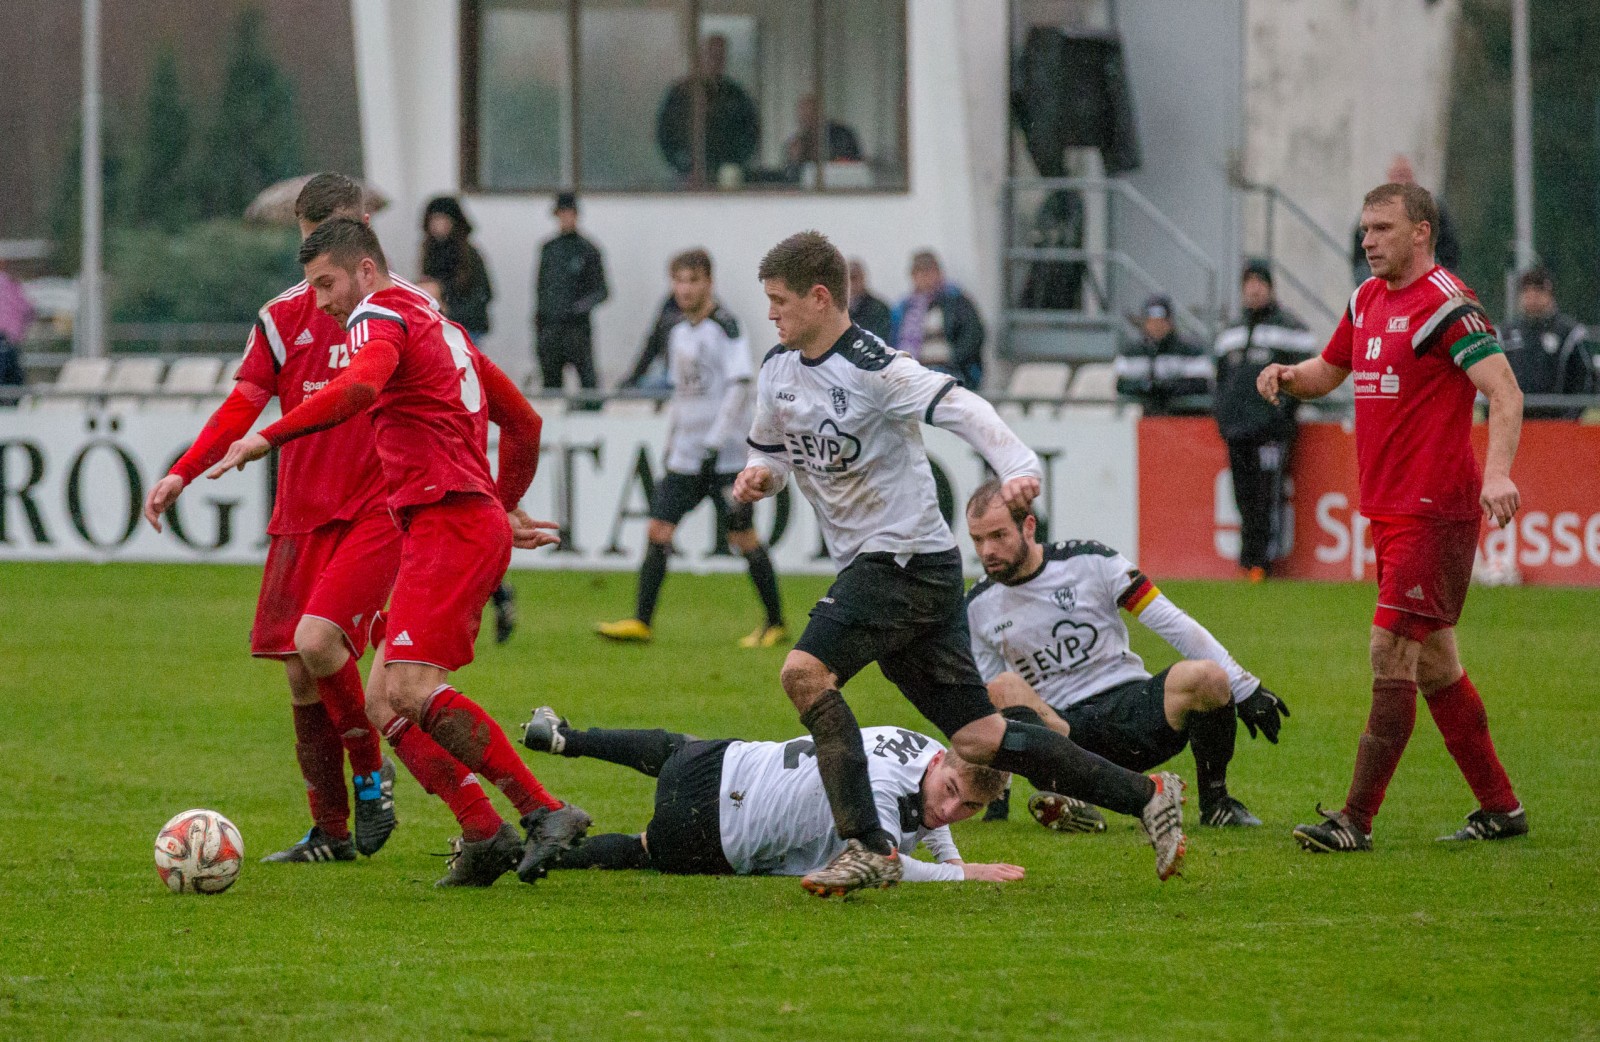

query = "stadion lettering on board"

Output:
[[1137, 417, 1600, 586], [0, 409, 1138, 576]]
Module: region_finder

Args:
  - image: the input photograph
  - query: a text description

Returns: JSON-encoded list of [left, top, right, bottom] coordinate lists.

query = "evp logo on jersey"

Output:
[[1013, 618, 1099, 685], [785, 419, 861, 473]]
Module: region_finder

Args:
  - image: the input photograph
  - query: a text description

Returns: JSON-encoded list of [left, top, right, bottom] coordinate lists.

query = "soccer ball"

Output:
[[154, 809, 244, 894]]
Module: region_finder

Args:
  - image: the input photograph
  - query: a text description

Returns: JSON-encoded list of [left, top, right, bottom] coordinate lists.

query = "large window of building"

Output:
[[463, 0, 907, 193]]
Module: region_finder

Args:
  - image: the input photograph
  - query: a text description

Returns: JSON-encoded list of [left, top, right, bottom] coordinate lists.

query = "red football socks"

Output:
[[1425, 673, 1518, 814], [1343, 677, 1418, 834], [385, 717, 503, 843], [292, 702, 351, 840], [420, 686, 563, 817], [317, 657, 382, 777]]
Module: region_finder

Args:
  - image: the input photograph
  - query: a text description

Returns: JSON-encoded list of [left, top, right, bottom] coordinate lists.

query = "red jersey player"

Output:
[[209, 217, 591, 886], [145, 174, 426, 862], [1258, 181, 1527, 852]]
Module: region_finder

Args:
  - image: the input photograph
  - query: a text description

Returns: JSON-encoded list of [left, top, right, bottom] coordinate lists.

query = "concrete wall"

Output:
[[353, 0, 1009, 386], [1241, 0, 1460, 334]]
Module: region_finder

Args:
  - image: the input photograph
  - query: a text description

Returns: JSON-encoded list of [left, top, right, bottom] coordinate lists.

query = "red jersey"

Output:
[[1321, 266, 1503, 521], [344, 287, 496, 512]]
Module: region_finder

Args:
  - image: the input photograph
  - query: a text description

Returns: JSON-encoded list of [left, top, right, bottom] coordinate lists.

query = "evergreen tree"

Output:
[[48, 114, 132, 273], [195, 6, 304, 220], [130, 48, 194, 232]]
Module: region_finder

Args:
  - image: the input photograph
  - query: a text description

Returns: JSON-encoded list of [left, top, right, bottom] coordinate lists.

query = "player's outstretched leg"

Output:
[[384, 717, 505, 840], [548, 832, 652, 871], [272, 693, 354, 862], [1424, 673, 1525, 841], [522, 706, 688, 777]]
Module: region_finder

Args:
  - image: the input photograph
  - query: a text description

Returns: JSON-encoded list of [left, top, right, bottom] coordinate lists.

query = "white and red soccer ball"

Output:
[[154, 809, 244, 894]]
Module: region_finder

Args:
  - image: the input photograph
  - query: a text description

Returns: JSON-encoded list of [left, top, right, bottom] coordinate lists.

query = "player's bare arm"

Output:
[[1466, 352, 1524, 528], [1258, 356, 1349, 404], [960, 862, 1026, 882]]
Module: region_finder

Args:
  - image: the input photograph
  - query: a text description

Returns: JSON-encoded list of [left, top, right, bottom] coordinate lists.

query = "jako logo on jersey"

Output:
[[1387, 316, 1410, 333], [1051, 586, 1076, 612], [786, 420, 861, 473], [777, 391, 796, 401], [1014, 619, 1099, 684], [830, 387, 848, 417]]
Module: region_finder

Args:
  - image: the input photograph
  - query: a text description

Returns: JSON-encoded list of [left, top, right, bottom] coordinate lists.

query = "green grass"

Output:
[[1, 562, 1597, 1041]]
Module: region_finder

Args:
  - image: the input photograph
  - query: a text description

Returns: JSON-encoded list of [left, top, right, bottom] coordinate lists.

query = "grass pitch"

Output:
[[1, 562, 1596, 1041]]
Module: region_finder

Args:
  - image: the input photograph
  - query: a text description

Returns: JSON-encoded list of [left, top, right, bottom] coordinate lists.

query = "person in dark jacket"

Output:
[[1115, 295, 1211, 416], [656, 34, 760, 182], [1213, 261, 1318, 579], [847, 259, 892, 343], [1504, 267, 1595, 420], [890, 251, 985, 388], [620, 294, 683, 392], [1351, 155, 1460, 282], [535, 192, 609, 396], [420, 196, 493, 341]]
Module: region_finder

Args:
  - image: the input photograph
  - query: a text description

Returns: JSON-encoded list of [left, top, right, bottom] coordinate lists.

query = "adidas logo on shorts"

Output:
[[1406, 585, 1425, 601], [294, 329, 315, 346], [392, 630, 414, 647]]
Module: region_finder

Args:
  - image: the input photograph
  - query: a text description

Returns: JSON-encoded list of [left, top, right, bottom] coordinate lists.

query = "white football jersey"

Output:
[[966, 540, 1259, 710], [664, 306, 753, 473], [747, 325, 1040, 569], [717, 726, 961, 880]]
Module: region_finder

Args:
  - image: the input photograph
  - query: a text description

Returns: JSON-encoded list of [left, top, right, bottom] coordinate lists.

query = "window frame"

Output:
[[459, 0, 910, 196]]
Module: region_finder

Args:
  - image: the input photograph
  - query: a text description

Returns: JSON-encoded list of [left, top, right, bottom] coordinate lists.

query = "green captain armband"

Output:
[[1450, 331, 1503, 370]]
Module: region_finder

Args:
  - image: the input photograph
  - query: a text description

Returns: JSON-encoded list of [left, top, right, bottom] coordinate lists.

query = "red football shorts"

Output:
[[1370, 515, 1480, 643], [383, 492, 511, 672], [252, 509, 402, 658]]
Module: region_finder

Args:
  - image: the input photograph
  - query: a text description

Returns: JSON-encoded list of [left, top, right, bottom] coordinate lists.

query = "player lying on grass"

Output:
[[520, 707, 1023, 887], [963, 481, 1290, 830]]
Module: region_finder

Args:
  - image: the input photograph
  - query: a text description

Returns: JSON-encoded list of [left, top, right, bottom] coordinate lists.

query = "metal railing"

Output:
[[1231, 174, 1348, 327]]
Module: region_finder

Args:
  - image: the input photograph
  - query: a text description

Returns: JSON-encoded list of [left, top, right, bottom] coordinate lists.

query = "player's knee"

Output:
[[646, 520, 675, 545], [728, 528, 759, 554], [986, 672, 1033, 711], [950, 715, 1005, 765], [1187, 661, 1231, 710], [293, 618, 347, 676], [779, 654, 831, 711], [1368, 628, 1416, 680]]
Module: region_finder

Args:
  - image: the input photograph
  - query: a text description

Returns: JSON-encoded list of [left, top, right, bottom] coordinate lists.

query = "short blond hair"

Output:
[[947, 751, 1010, 803]]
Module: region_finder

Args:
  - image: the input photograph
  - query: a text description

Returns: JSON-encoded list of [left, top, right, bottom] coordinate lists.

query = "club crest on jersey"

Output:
[[1051, 586, 1076, 612], [830, 387, 848, 417], [785, 419, 861, 473]]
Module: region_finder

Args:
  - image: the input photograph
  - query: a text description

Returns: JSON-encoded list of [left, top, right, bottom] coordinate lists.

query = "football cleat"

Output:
[[352, 756, 398, 856], [801, 839, 903, 898], [1029, 792, 1108, 833], [1292, 804, 1373, 853], [1139, 772, 1188, 880], [983, 787, 1011, 822], [434, 823, 524, 887], [597, 618, 653, 643], [1200, 794, 1262, 828], [261, 825, 356, 863], [521, 706, 569, 754], [492, 582, 518, 644], [1438, 805, 1529, 842], [517, 803, 594, 883], [738, 624, 789, 649]]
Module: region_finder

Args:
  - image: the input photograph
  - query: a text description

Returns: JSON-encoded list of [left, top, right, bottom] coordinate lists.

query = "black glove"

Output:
[[1238, 684, 1290, 743], [699, 447, 721, 478]]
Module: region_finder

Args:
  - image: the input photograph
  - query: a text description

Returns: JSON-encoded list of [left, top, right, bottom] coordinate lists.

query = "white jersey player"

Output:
[[734, 231, 1190, 894], [963, 481, 1292, 828], [598, 249, 785, 647], [519, 708, 1022, 885]]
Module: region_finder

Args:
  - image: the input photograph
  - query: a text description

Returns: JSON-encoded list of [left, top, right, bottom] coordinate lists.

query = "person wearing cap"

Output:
[[535, 192, 609, 397], [1503, 268, 1594, 421], [1114, 295, 1212, 416], [1213, 260, 1319, 580]]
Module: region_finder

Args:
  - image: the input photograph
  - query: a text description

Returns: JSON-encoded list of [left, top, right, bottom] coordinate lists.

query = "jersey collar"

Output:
[[800, 323, 864, 367]]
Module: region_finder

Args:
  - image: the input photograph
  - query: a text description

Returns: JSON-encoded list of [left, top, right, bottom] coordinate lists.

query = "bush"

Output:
[[108, 220, 300, 325]]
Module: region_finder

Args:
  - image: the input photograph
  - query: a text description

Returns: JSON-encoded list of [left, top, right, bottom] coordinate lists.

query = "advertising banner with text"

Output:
[[1137, 417, 1600, 586], [0, 409, 1138, 576]]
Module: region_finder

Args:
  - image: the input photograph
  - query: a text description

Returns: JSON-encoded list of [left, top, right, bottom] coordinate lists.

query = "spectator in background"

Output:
[[1504, 267, 1594, 420], [0, 261, 32, 401], [420, 196, 492, 342], [620, 293, 682, 393], [1213, 260, 1319, 581], [1352, 155, 1460, 282], [1115, 295, 1211, 416], [847, 259, 892, 343], [535, 192, 609, 399], [891, 251, 985, 389], [657, 34, 760, 183], [784, 94, 862, 182]]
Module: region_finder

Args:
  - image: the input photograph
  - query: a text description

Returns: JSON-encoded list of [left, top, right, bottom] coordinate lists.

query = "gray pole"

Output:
[[77, 0, 104, 358], [1511, 0, 1535, 275]]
